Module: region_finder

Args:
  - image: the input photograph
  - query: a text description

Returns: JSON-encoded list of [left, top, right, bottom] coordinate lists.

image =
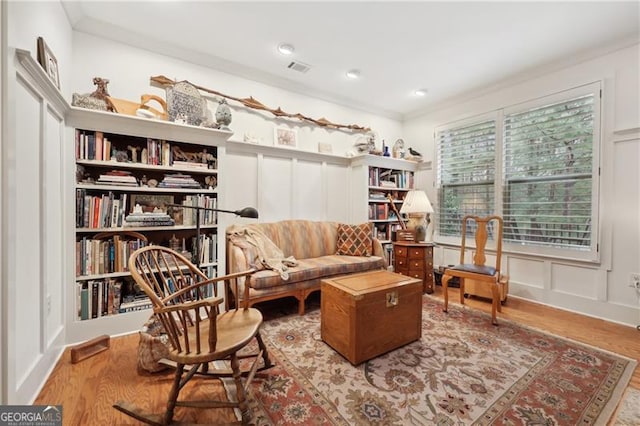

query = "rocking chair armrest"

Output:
[[154, 296, 223, 314]]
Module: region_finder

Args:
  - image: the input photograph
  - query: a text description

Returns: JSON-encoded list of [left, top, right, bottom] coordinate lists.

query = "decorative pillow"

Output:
[[336, 223, 373, 257]]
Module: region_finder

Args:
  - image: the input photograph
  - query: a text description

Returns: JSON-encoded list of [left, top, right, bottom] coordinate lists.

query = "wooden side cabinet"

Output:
[[393, 242, 435, 293]]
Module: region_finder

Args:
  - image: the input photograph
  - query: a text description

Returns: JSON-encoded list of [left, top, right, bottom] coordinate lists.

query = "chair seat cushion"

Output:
[[450, 264, 497, 276]]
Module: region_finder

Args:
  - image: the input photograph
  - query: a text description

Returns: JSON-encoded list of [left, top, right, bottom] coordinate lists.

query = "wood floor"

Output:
[[35, 287, 640, 425]]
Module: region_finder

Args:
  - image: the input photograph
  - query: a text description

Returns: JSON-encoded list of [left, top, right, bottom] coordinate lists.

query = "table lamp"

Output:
[[399, 190, 434, 242]]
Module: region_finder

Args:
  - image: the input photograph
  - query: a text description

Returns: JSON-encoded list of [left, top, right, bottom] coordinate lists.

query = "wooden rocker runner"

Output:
[[113, 246, 273, 425]]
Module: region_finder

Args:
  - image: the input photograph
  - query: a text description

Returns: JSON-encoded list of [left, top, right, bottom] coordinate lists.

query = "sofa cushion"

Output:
[[336, 223, 373, 257], [249, 255, 386, 290]]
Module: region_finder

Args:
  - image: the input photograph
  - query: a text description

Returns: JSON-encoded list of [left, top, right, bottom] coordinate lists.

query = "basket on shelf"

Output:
[[107, 94, 168, 120]]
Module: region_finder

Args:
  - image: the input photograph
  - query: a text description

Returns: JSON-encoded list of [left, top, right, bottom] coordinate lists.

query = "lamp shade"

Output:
[[234, 207, 259, 218], [400, 190, 434, 214]]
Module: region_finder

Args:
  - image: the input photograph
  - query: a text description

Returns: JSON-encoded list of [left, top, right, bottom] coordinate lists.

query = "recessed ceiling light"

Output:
[[414, 89, 428, 96], [277, 43, 295, 55], [346, 69, 361, 79]]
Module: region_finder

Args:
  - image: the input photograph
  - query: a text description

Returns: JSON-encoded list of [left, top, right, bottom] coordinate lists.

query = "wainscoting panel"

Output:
[[506, 256, 545, 289], [226, 143, 353, 226], [550, 262, 599, 300], [292, 159, 323, 220], [326, 164, 350, 223], [13, 75, 43, 391], [5, 50, 67, 404], [224, 151, 259, 213], [43, 105, 65, 347], [260, 156, 293, 222]]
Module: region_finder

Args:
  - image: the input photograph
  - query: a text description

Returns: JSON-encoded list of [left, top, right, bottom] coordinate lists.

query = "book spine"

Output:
[[80, 283, 89, 320]]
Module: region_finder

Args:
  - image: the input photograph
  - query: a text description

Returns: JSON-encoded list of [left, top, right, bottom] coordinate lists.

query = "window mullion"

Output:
[[495, 109, 504, 219]]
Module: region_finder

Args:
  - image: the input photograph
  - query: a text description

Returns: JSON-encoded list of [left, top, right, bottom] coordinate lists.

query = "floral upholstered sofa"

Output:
[[226, 220, 386, 314]]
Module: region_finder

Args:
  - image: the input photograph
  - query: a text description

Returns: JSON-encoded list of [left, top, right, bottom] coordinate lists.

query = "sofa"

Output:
[[226, 220, 387, 314]]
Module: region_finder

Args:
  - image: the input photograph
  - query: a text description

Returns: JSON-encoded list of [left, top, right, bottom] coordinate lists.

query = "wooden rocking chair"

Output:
[[442, 215, 504, 325], [114, 246, 272, 425]]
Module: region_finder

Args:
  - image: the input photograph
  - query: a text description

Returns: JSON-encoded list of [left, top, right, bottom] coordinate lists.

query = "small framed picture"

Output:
[[318, 142, 333, 154], [274, 127, 297, 148], [37, 37, 60, 89]]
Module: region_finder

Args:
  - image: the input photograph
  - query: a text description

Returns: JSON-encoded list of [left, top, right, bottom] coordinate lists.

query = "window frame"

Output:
[[434, 82, 601, 263]]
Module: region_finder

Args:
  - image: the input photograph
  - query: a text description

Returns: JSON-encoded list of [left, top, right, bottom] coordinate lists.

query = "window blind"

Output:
[[503, 94, 594, 250], [436, 120, 496, 237]]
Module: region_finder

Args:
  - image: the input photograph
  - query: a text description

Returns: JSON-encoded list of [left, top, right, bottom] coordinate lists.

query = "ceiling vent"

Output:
[[287, 61, 311, 73]]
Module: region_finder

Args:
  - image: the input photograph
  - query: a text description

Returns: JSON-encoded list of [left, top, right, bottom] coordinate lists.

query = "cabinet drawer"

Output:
[[406, 271, 423, 280], [408, 259, 425, 269], [394, 247, 408, 258], [395, 267, 409, 276], [396, 258, 408, 268], [408, 248, 425, 259]]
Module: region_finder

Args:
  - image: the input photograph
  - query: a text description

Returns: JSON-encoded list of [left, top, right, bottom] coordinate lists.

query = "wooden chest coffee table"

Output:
[[321, 270, 422, 365]]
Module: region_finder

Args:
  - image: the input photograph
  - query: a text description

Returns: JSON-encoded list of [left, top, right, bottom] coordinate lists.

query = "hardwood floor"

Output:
[[35, 287, 640, 425]]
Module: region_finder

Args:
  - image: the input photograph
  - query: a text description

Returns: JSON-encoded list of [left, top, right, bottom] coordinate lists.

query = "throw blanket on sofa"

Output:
[[227, 225, 298, 280]]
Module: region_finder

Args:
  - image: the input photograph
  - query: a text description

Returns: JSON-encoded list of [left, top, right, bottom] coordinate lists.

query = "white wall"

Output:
[[0, 0, 6, 405], [8, 1, 73, 96], [70, 32, 402, 158], [403, 43, 640, 327], [3, 0, 72, 404]]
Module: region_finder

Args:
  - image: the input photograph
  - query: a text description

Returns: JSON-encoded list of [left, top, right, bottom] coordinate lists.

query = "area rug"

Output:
[[232, 296, 636, 425], [613, 387, 640, 425]]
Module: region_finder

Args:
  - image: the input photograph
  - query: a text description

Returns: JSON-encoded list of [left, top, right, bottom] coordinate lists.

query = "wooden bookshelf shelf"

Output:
[[68, 109, 229, 342]]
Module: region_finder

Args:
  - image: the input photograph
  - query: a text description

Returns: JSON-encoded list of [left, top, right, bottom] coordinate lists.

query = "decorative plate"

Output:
[[166, 81, 206, 126]]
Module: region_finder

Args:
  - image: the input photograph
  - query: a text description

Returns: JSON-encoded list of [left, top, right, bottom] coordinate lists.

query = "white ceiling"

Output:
[[62, 1, 639, 120]]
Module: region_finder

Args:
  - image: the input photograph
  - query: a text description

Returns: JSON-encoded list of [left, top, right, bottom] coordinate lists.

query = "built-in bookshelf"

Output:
[[350, 155, 418, 268], [66, 107, 232, 342]]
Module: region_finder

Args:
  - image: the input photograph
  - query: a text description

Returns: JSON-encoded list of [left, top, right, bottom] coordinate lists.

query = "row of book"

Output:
[[182, 195, 217, 226], [76, 190, 127, 229], [369, 167, 415, 189], [195, 233, 218, 265], [97, 170, 138, 186], [125, 211, 175, 227], [75, 130, 217, 170], [369, 203, 399, 221], [76, 236, 147, 276], [372, 222, 405, 242], [76, 272, 221, 321], [76, 130, 112, 161], [76, 278, 130, 320], [158, 173, 201, 189]]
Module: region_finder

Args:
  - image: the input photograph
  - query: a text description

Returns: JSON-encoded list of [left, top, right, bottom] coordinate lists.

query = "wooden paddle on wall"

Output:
[[387, 194, 406, 230]]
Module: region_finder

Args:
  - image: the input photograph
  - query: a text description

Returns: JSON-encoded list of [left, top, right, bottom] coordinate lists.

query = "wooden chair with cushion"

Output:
[[442, 215, 504, 325], [114, 245, 272, 425]]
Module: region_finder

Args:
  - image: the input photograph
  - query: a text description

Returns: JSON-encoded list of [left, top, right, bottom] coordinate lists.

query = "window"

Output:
[[436, 83, 600, 261], [436, 118, 496, 237]]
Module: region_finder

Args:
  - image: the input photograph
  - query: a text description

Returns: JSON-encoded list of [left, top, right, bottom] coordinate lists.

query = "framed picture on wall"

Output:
[[36, 36, 60, 89], [274, 127, 298, 148]]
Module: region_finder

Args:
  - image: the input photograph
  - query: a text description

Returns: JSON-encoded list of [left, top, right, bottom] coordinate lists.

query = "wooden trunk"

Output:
[[321, 270, 422, 365]]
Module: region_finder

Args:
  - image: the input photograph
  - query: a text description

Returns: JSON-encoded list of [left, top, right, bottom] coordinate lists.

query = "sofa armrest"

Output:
[[225, 244, 253, 310], [372, 238, 386, 261], [227, 244, 250, 274]]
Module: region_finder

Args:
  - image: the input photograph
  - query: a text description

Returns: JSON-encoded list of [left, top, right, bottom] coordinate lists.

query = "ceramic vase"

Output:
[[215, 99, 232, 130]]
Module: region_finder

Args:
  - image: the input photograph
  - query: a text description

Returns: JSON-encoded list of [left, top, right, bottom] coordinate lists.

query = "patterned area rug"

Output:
[[233, 296, 636, 425], [613, 387, 640, 425]]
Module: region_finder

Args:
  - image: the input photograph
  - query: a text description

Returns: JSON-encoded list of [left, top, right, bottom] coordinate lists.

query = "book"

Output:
[[80, 283, 89, 320]]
